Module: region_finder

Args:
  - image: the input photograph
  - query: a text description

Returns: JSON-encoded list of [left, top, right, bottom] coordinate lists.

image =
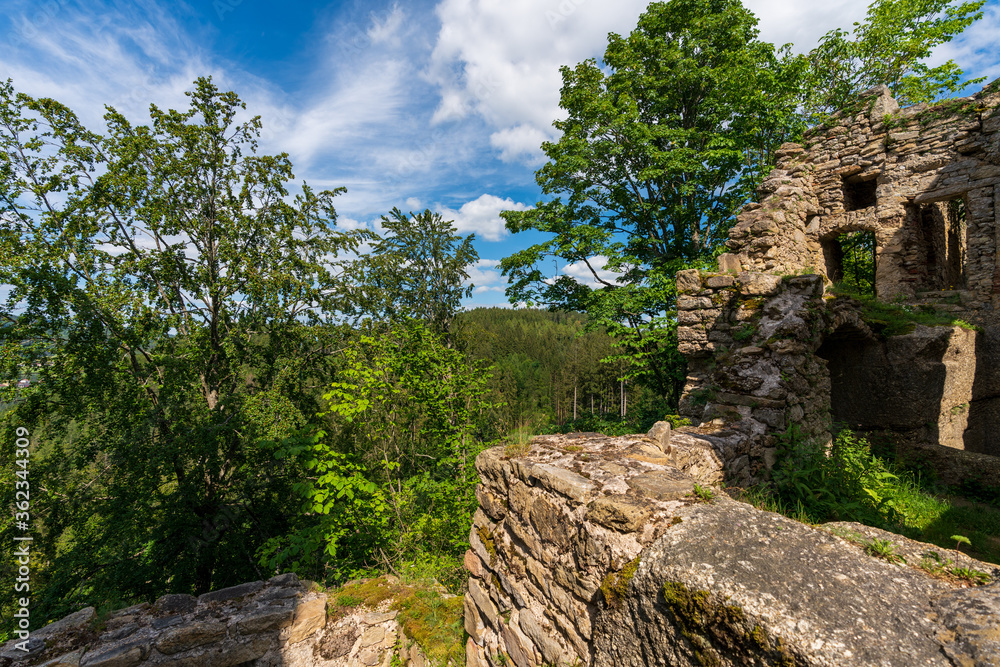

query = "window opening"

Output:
[[823, 230, 876, 296], [843, 177, 877, 211], [914, 197, 967, 290]]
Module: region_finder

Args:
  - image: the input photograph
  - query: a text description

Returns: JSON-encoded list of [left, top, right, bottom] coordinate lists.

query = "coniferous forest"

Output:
[[0, 0, 990, 643]]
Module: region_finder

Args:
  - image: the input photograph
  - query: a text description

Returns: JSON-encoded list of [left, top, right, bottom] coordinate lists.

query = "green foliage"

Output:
[[0, 76, 364, 620], [350, 208, 477, 339], [952, 534, 971, 550], [864, 538, 906, 564], [260, 320, 493, 587], [807, 0, 986, 115], [761, 427, 1000, 566], [838, 230, 877, 296], [500, 0, 806, 407], [691, 484, 716, 503]]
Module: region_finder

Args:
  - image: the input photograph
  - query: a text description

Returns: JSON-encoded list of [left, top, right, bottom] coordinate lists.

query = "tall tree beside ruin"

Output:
[[499, 0, 805, 404], [0, 77, 367, 612], [808, 0, 985, 115]]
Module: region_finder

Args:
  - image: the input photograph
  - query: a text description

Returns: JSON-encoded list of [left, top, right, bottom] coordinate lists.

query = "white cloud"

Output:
[[427, 0, 651, 164], [440, 194, 530, 242], [560, 256, 623, 288], [466, 259, 505, 292], [405, 197, 423, 209]]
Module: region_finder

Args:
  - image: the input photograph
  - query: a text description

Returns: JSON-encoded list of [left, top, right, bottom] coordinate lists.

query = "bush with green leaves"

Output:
[[259, 320, 495, 589]]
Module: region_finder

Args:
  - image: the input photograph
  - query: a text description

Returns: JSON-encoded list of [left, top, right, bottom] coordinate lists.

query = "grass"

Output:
[[742, 427, 1000, 570], [829, 285, 980, 336], [333, 574, 466, 665]]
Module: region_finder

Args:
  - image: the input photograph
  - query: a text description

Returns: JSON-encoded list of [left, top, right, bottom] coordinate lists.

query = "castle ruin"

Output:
[[676, 80, 1000, 486]]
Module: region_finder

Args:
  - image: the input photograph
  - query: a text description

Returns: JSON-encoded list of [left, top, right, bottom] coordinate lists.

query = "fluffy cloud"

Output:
[[466, 259, 507, 294], [440, 194, 530, 242], [427, 0, 650, 163], [558, 256, 624, 289]]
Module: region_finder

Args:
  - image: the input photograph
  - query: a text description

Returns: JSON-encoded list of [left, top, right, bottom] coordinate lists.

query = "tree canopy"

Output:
[[807, 0, 985, 115], [0, 76, 366, 607], [500, 0, 806, 402]]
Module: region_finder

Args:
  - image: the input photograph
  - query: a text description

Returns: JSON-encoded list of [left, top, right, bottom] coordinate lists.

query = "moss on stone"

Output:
[[600, 556, 641, 608], [661, 581, 799, 666], [476, 525, 497, 565]]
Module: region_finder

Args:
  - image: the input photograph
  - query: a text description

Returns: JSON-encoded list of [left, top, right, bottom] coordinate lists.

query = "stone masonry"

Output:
[[675, 80, 1000, 477], [464, 432, 999, 666], [0, 573, 434, 667]]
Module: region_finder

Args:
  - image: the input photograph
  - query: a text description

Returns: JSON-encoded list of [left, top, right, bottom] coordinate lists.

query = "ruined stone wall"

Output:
[[725, 81, 1000, 321], [676, 80, 1000, 468], [675, 270, 836, 484], [464, 435, 1000, 667], [0, 574, 433, 667]]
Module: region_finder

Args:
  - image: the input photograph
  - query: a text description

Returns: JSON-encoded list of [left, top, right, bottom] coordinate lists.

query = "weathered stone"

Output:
[[523, 463, 594, 502], [625, 469, 695, 501], [363, 610, 397, 624], [464, 548, 486, 578], [517, 610, 564, 666], [675, 269, 702, 293], [266, 572, 300, 587], [593, 495, 1000, 667], [717, 253, 741, 273], [467, 578, 498, 627], [155, 620, 226, 654], [500, 617, 534, 667], [38, 649, 84, 667], [464, 594, 485, 642], [585, 497, 650, 532], [80, 641, 147, 667], [235, 604, 295, 634], [197, 580, 264, 604], [646, 421, 671, 451], [284, 596, 326, 644], [36, 607, 96, 639], [154, 594, 196, 614]]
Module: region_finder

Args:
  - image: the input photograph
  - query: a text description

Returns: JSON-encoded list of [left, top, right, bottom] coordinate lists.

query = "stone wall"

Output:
[[724, 80, 1000, 320], [676, 80, 1000, 466], [464, 434, 1000, 667], [0, 574, 433, 667]]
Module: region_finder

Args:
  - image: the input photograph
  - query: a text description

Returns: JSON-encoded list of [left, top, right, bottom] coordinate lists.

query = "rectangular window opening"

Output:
[[843, 177, 878, 211]]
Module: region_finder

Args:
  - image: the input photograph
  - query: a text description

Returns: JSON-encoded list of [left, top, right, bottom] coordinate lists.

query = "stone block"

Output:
[[39, 649, 84, 667], [155, 620, 226, 655], [154, 594, 196, 614], [524, 463, 594, 502], [80, 642, 146, 667], [585, 497, 650, 532], [737, 272, 782, 296], [646, 421, 671, 450], [675, 269, 703, 293], [197, 580, 264, 604], [625, 469, 695, 501], [284, 596, 327, 644], [705, 274, 735, 288], [717, 253, 741, 273], [236, 605, 295, 634]]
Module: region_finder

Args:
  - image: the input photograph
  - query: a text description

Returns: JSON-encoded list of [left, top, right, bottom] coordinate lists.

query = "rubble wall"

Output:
[[725, 80, 1000, 320], [464, 435, 999, 667], [0, 574, 432, 667]]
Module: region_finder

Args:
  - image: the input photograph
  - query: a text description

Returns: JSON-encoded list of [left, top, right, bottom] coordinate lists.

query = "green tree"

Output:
[[261, 320, 493, 588], [0, 77, 366, 614], [807, 0, 985, 115], [351, 208, 477, 340], [500, 0, 804, 405]]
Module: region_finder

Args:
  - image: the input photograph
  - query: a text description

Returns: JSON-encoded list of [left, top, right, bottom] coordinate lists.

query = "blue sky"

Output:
[[3, 0, 999, 309]]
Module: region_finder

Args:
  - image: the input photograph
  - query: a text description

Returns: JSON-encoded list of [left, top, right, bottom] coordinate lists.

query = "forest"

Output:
[[0, 0, 988, 638]]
